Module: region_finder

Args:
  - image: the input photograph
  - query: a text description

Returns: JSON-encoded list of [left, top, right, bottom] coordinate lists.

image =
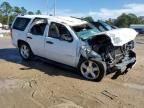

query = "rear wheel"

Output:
[[79, 59, 105, 82], [19, 43, 33, 60]]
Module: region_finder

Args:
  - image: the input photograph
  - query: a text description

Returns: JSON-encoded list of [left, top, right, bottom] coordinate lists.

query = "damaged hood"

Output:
[[94, 28, 138, 46]]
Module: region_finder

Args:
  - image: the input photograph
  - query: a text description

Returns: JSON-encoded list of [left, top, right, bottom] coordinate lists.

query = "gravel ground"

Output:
[[0, 36, 144, 108]]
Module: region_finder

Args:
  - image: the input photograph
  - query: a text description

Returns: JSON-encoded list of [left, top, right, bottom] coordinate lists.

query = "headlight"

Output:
[[81, 45, 92, 58], [113, 37, 122, 44], [81, 45, 92, 53], [110, 34, 122, 44], [81, 45, 102, 59]]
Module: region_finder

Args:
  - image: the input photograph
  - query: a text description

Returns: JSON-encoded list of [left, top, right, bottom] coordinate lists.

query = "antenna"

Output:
[[54, 0, 56, 16]]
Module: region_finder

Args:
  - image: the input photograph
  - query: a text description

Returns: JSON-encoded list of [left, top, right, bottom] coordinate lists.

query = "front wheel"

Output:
[[79, 60, 106, 82], [19, 43, 33, 61]]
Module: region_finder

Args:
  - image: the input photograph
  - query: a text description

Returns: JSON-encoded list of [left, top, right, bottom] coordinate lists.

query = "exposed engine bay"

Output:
[[82, 35, 136, 72]]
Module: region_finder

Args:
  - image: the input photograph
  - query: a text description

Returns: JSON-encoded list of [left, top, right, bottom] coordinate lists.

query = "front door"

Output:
[[44, 22, 78, 67]]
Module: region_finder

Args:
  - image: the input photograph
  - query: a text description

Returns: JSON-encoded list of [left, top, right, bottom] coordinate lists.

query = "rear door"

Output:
[[26, 18, 47, 57]]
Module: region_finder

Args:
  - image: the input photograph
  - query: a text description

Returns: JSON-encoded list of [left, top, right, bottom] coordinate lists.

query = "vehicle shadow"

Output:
[[0, 48, 123, 81], [0, 48, 84, 81], [110, 71, 128, 80]]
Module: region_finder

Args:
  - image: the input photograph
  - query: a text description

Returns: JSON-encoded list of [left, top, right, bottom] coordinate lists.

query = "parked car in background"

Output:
[[0, 23, 2, 30], [2, 25, 9, 30], [11, 15, 137, 81], [0, 23, 3, 37], [130, 24, 144, 34]]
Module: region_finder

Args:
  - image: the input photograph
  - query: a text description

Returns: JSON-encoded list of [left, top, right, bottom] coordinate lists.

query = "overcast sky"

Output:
[[1, 0, 144, 19]]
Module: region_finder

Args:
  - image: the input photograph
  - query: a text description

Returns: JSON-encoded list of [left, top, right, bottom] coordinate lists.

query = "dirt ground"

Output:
[[0, 36, 144, 108]]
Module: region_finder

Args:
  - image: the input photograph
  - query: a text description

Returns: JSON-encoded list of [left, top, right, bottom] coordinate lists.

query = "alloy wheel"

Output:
[[80, 60, 100, 80]]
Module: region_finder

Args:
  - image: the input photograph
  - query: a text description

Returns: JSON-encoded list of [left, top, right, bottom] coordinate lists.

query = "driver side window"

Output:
[[48, 22, 73, 42]]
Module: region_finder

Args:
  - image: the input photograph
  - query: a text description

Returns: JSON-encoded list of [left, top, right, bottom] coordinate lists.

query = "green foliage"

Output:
[[109, 13, 144, 28], [0, 1, 12, 16], [13, 6, 22, 15], [83, 16, 94, 22], [1, 16, 8, 24], [0, 1, 144, 29], [106, 18, 114, 25], [21, 7, 27, 15], [85, 14, 144, 28], [0, 1, 41, 25], [138, 16, 144, 24], [28, 11, 34, 15], [114, 13, 129, 27], [35, 10, 42, 15]]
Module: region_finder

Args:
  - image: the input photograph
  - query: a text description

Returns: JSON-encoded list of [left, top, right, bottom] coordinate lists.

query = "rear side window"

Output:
[[13, 18, 31, 31]]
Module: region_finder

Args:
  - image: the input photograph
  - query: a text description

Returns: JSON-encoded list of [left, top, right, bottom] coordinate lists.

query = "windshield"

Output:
[[72, 24, 100, 40]]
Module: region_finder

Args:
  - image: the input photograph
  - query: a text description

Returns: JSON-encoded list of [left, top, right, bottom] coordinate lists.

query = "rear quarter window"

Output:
[[13, 17, 31, 31]]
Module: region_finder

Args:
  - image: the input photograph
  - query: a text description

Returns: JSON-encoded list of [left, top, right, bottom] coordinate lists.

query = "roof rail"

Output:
[[70, 16, 83, 20]]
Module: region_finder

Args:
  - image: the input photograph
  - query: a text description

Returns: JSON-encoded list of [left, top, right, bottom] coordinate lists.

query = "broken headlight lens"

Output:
[[81, 45, 92, 58], [81, 45, 92, 53], [113, 37, 122, 44], [110, 34, 122, 44]]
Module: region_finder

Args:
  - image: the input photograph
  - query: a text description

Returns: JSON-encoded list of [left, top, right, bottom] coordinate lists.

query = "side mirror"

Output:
[[61, 34, 73, 42]]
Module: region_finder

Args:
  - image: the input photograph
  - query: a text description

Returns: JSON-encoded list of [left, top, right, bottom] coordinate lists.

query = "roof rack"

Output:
[[70, 16, 83, 20]]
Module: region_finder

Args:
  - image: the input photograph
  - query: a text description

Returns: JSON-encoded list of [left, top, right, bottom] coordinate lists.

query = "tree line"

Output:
[[0, 1, 144, 28], [106, 13, 144, 28], [84, 14, 144, 28], [0, 1, 41, 25]]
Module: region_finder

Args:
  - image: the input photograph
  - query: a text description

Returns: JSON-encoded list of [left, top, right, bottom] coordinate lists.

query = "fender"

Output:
[[80, 45, 107, 74]]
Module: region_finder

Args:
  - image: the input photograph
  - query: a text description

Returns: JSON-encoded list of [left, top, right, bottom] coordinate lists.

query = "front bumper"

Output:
[[115, 57, 136, 72], [114, 50, 136, 72]]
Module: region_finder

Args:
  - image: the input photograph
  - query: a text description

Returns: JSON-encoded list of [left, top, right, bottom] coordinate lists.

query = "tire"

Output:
[[19, 42, 33, 61], [78, 59, 106, 82]]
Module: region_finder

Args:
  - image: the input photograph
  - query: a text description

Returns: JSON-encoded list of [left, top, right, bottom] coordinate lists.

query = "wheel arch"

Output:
[[77, 55, 86, 68], [17, 39, 34, 54], [78, 56, 107, 82], [17, 40, 30, 49], [17, 39, 34, 60]]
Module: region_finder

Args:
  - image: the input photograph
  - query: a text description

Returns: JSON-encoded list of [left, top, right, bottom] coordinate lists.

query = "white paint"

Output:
[[11, 15, 137, 68], [0, 23, 2, 28], [95, 28, 138, 46], [18, 15, 87, 26]]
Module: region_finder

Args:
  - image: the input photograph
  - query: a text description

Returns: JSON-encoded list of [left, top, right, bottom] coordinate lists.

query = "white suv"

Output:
[[11, 15, 137, 81]]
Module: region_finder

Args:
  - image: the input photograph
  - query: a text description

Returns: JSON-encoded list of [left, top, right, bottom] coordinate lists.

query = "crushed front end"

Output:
[[80, 28, 137, 73]]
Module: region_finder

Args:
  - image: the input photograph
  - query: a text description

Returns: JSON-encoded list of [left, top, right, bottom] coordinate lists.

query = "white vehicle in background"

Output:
[[11, 15, 137, 81], [130, 24, 144, 34], [0, 23, 3, 37]]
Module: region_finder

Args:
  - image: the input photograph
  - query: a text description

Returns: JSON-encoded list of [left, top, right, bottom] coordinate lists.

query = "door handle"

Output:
[[27, 37, 32, 39], [46, 41, 54, 44]]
